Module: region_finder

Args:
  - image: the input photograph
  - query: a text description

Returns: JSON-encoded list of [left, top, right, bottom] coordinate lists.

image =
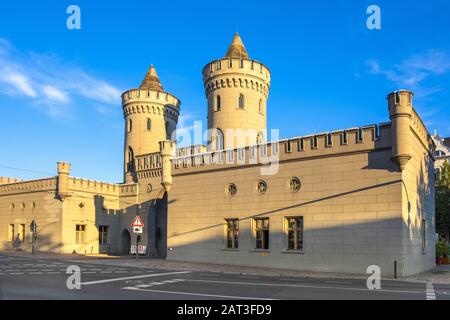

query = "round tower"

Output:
[[121, 65, 181, 183], [202, 33, 271, 150], [387, 89, 413, 171]]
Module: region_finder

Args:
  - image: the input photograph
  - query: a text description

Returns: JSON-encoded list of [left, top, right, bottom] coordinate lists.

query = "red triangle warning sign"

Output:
[[131, 215, 144, 227]]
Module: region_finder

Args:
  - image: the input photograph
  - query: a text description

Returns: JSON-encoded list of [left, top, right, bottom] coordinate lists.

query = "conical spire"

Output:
[[225, 33, 249, 59], [140, 64, 163, 91]]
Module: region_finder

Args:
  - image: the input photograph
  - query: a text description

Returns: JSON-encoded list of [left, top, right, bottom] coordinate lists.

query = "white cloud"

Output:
[[42, 85, 69, 103], [0, 68, 37, 97], [0, 38, 122, 118], [367, 50, 450, 94]]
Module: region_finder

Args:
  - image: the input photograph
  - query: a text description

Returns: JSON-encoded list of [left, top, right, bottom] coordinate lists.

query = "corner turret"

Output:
[[387, 90, 414, 171]]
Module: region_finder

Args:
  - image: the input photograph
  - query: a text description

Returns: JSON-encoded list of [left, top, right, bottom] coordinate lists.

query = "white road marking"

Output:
[[136, 284, 154, 288], [29, 272, 43, 275], [426, 282, 436, 300], [325, 281, 352, 284], [46, 272, 61, 274], [10, 272, 24, 275], [122, 287, 277, 300], [187, 279, 425, 295], [113, 271, 128, 274], [80, 271, 191, 286]]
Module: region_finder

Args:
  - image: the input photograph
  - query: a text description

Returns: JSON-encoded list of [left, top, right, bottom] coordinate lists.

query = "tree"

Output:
[[436, 160, 450, 239]]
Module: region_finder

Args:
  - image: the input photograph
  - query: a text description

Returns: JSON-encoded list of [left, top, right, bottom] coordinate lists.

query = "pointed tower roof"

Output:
[[140, 64, 164, 91], [225, 33, 249, 59]]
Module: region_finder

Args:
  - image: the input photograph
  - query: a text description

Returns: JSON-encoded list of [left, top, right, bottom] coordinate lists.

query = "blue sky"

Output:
[[0, 0, 449, 182]]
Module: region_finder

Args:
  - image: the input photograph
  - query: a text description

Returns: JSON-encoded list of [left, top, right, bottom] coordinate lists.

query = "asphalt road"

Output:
[[0, 253, 449, 300]]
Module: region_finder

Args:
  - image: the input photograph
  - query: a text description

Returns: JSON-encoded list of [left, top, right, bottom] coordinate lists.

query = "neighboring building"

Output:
[[432, 133, 450, 181], [0, 33, 436, 277]]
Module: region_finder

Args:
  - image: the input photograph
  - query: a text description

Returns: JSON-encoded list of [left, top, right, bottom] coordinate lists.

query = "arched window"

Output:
[[128, 119, 132, 133], [127, 146, 134, 172], [238, 94, 245, 109], [257, 131, 264, 144], [259, 99, 264, 114], [165, 121, 171, 140], [146, 118, 151, 131], [216, 95, 221, 111], [210, 128, 224, 151]]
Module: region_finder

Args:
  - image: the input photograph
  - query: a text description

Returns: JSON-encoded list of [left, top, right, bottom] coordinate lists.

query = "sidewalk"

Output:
[[2, 250, 449, 284]]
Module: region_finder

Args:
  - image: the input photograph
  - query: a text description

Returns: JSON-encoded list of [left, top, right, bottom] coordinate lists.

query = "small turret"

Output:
[[57, 161, 71, 201], [387, 90, 413, 171], [159, 140, 176, 192], [122, 65, 181, 183]]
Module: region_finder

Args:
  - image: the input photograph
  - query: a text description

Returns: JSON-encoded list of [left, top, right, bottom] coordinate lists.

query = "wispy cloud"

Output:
[[0, 38, 122, 118], [367, 50, 450, 96]]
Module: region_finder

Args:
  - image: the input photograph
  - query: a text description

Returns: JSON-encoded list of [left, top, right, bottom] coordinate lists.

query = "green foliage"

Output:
[[436, 238, 448, 258], [436, 160, 450, 238]]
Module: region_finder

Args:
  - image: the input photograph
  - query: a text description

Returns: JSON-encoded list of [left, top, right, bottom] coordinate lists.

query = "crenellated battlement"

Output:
[[0, 177, 57, 195], [171, 123, 391, 173], [0, 177, 23, 185], [410, 107, 434, 153], [203, 58, 270, 98], [122, 88, 181, 109]]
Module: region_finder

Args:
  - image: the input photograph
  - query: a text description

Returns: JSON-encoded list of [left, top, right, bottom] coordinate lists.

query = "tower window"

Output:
[[216, 95, 221, 111], [146, 118, 151, 131], [127, 146, 135, 172], [127, 119, 132, 133], [166, 121, 170, 140], [259, 99, 264, 114], [238, 94, 245, 109]]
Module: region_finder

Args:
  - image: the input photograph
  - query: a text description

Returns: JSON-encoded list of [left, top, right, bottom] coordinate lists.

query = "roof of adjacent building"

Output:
[[225, 32, 249, 59], [140, 65, 163, 91], [444, 137, 450, 148]]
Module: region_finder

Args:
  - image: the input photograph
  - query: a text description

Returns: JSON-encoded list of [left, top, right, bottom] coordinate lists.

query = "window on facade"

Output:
[[254, 218, 269, 250], [146, 118, 151, 131], [286, 217, 304, 251], [18, 224, 25, 242], [259, 99, 264, 114], [128, 146, 135, 172], [128, 119, 132, 133], [435, 168, 441, 181], [216, 95, 221, 111], [238, 94, 245, 109], [75, 225, 86, 244], [422, 219, 426, 252], [99, 226, 108, 244], [225, 219, 239, 249], [8, 224, 14, 242], [256, 132, 264, 144], [211, 128, 224, 151]]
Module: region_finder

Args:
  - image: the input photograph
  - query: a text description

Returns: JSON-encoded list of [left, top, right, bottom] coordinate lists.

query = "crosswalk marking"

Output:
[[426, 282, 436, 300]]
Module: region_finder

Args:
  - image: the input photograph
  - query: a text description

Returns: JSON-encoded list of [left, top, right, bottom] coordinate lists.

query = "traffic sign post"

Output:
[[131, 215, 145, 261]]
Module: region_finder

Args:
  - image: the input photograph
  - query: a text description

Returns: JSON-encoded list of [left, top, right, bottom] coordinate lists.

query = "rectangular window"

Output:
[[341, 131, 348, 145], [298, 139, 304, 151], [225, 219, 239, 249], [18, 224, 25, 242], [8, 224, 14, 242], [254, 218, 269, 250], [285, 217, 304, 251], [99, 226, 108, 244], [75, 224, 86, 244], [422, 219, 426, 252]]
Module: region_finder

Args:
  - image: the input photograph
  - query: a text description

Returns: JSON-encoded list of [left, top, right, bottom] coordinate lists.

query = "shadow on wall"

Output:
[[93, 195, 168, 257], [0, 231, 63, 254]]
